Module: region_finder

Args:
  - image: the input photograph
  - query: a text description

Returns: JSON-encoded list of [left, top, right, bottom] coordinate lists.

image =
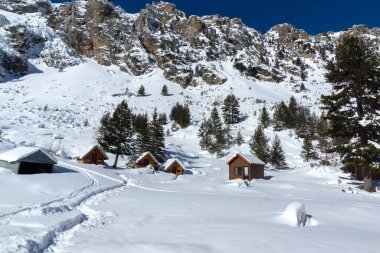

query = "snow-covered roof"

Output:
[[80, 145, 109, 159], [162, 158, 186, 171], [0, 147, 57, 164], [227, 152, 265, 165], [135, 152, 158, 164]]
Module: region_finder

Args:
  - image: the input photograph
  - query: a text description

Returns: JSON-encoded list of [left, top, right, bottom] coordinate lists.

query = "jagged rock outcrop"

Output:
[[0, 0, 379, 86]]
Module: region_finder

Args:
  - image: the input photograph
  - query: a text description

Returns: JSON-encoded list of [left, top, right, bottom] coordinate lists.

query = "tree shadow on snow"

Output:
[[264, 175, 273, 180]]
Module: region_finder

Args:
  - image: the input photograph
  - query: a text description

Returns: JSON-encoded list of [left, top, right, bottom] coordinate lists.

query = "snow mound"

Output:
[[276, 202, 318, 227], [226, 179, 251, 188]]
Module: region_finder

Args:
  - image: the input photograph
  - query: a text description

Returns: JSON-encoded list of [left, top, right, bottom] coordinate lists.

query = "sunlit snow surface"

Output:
[[0, 58, 379, 253]]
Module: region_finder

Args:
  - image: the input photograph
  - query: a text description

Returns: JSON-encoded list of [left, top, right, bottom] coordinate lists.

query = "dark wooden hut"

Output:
[[0, 147, 57, 174], [162, 159, 185, 176], [133, 152, 159, 169], [227, 153, 265, 180], [76, 145, 108, 165]]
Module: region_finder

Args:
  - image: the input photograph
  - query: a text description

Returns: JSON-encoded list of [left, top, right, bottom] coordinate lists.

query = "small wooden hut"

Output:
[[0, 147, 57, 174], [133, 152, 159, 169], [76, 145, 108, 165], [162, 159, 185, 176], [227, 153, 265, 180]]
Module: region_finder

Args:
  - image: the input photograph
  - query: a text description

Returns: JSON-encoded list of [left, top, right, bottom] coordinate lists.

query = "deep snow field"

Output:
[[0, 59, 379, 253]]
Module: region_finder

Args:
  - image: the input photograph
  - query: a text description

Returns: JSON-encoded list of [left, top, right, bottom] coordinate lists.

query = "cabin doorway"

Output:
[[91, 153, 98, 164], [243, 166, 249, 179]]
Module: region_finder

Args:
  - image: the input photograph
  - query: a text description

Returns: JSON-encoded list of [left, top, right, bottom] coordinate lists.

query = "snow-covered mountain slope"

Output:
[[0, 1, 380, 252]]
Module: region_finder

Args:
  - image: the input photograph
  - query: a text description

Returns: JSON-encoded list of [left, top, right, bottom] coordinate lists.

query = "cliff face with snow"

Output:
[[1, 0, 380, 85]]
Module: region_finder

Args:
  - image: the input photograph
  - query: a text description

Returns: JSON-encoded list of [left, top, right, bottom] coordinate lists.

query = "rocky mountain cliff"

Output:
[[1, 0, 379, 86]]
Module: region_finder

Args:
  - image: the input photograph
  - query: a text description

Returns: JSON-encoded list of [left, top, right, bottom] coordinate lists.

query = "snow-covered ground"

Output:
[[0, 59, 379, 252]]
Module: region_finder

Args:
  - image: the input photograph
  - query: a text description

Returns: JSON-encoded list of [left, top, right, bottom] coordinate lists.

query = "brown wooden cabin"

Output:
[[77, 146, 108, 165], [227, 153, 265, 181], [163, 159, 185, 176], [354, 165, 380, 180], [133, 152, 159, 169]]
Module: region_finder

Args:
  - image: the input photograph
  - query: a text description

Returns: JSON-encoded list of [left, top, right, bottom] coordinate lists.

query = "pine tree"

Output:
[[149, 108, 166, 162], [222, 94, 240, 124], [287, 96, 299, 128], [209, 107, 226, 154], [136, 113, 150, 153], [317, 113, 331, 165], [97, 100, 134, 167], [322, 35, 380, 192], [161, 85, 169, 96], [236, 129, 243, 146], [270, 135, 287, 169], [137, 85, 146, 96], [300, 136, 317, 162], [259, 105, 271, 128], [170, 103, 191, 128], [250, 124, 270, 164], [198, 107, 226, 154]]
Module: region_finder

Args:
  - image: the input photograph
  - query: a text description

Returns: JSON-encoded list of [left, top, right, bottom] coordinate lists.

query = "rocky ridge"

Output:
[[0, 0, 379, 86]]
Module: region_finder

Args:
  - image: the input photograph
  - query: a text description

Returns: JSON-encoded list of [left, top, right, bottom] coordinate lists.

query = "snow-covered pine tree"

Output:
[[135, 113, 150, 153], [236, 128, 243, 146], [97, 100, 134, 167], [322, 35, 380, 192], [137, 85, 146, 96], [222, 94, 240, 124], [259, 105, 270, 128], [161, 84, 169, 96], [250, 124, 270, 164], [287, 96, 299, 128], [209, 107, 226, 154], [270, 135, 287, 169], [300, 136, 317, 162], [149, 108, 166, 163]]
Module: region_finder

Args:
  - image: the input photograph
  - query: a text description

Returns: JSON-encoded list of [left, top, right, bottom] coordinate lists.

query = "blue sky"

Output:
[[51, 0, 379, 34]]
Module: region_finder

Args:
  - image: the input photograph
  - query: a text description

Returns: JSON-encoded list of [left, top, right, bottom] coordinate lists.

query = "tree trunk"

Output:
[[363, 164, 376, 192], [113, 154, 119, 168]]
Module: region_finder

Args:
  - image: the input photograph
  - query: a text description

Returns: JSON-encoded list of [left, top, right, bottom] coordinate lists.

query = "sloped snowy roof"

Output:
[[79, 145, 109, 160], [0, 147, 57, 164], [227, 152, 265, 165], [135, 152, 158, 164], [162, 158, 186, 171]]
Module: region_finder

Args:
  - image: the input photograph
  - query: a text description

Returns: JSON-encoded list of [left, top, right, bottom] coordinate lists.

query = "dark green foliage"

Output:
[[236, 129, 243, 146], [161, 85, 169, 96], [158, 113, 168, 125], [287, 96, 299, 128], [170, 103, 191, 128], [300, 71, 307, 81], [273, 102, 290, 131], [222, 94, 240, 124], [259, 105, 271, 128], [148, 108, 166, 162], [300, 136, 317, 162], [198, 107, 226, 154], [97, 100, 134, 167], [270, 135, 287, 169], [250, 124, 270, 164], [135, 114, 150, 154], [317, 113, 331, 165], [321, 35, 380, 191], [137, 85, 146, 96]]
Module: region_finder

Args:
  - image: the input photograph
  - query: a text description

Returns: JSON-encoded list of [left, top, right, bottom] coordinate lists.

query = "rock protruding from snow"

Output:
[[278, 201, 307, 227]]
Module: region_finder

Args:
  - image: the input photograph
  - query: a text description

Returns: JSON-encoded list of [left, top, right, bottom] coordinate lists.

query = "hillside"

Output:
[[0, 1, 380, 252]]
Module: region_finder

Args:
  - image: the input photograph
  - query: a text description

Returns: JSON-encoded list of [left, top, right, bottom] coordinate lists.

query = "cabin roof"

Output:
[[162, 158, 185, 171], [226, 152, 265, 165], [0, 147, 57, 164], [135, 152, 158, 164], [80, 145, 109, 160]]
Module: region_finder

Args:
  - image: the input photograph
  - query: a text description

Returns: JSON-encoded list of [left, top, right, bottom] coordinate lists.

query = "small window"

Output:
[[234, 167, 242, 176]]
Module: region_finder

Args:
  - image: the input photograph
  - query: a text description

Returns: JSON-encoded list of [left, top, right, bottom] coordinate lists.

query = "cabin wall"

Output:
[[251, 164, 264, 179], [228, 158, 250, 180], [165, 161, 184, 175], [80, 148, 107, 165], [134, 155, 158, 169]]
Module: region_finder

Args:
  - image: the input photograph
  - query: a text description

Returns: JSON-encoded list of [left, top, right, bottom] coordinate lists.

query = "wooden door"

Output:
[[91, 153, 98, 164], [243, 166, 249, 179]]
